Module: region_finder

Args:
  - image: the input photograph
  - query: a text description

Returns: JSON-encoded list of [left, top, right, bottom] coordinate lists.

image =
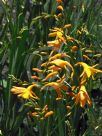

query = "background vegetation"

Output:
[[0, 0, 102, 136]]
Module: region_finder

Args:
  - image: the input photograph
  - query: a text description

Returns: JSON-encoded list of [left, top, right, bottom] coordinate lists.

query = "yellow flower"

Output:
[[41, 62, 48, 67], [66, 105, 71, 110], [49, 53, 68, 61], [47, 40, 62, 50], [57, 5, 63, 11], [50, 27, 62, 32], [75, 85, 92, 108], [31, 76, 40, 80], [44, 111, 54, 118], [57, 13, 63, 18], [11, 84, 38, 99], [63, 24, 72, 29], [71, 45, 78, 52], [66, 36, 74, 42], [56, 0, 62, 3], [49, 59, 74, 78], [48, 27, 66, 43], [30, 112, 38, 117], [49, 28, 63, 37], [41, 78, 68, 99], [50, 59, 72, 69], [43, 71, 58, 81], [56, 74, 65, 83], [75, 62, 102, 81], [67, 91, 75, 97], [49, 32, 64, 42], [83, 55, 91, 61], [42, 105, 48, 113], [41, 82, 63, 98], [32, 68, 42, 73], [48, 65, 62, 72]]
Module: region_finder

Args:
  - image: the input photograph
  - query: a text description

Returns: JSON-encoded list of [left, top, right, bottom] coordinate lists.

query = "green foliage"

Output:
[[0, 0, 102, 135]]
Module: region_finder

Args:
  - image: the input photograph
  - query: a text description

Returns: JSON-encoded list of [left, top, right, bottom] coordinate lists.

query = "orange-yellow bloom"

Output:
[[83, 55, 91, 61], [57, 13, 63, 18], [56, 74, 65, 83], [56, 0, 62, 3], [75, 62, 102, 80], [11, 84, 38, 99], [71, 45, 78, 52], [48, 65, 62, 72], [49, 59, 74, 78], [49, 27, 63, 36], [31, 112, 38, 117], [49, 59, 72, 69], [32, 68, 42, 73], [49, 53, 68, 61], [41, 79, 68, 99], [47, 40, 62, 50], [66, 105, 71, 110], [57, 5, 63, 11], [66, 36, 74, 42], [44, 111, 54, 118], [75, 85, 92, 107], [43, 71, 58, 81], [41, 82, 63, 98], [60, 84, 69, 91], [41, 62, 47, 67], [42, 105, 48, 113], [67, 91, 75, 97], [50, 27, 62, 32], [31, 76, 40, 80], [48, 27, 66, 43], [49, 31, 63, 39], [63, 24, 72, 29]]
